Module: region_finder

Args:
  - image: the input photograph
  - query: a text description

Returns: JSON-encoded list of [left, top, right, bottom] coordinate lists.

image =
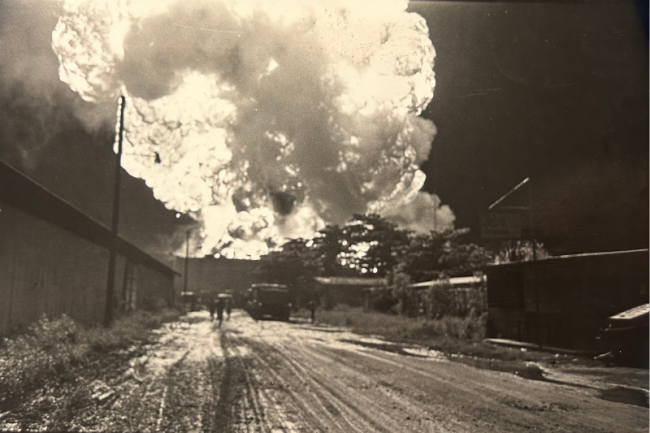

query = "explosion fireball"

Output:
[[51, 0, 453, 258]]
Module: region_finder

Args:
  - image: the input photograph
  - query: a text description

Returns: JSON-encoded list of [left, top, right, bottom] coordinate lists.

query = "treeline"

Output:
[[255, 214, 547, 313]]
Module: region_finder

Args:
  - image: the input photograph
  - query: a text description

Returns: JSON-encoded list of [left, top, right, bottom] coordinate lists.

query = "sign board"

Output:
[[481, 212, 522, 239]]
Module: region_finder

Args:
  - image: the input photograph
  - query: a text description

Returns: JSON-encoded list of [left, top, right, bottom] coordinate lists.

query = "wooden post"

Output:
[[528, 179, 542, 349], [104, 95, 125, 327], [184, 230, 190, 294]]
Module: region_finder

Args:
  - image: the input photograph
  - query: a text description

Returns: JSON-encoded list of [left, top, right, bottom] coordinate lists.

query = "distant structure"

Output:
[[0, 160, 177, 336], [314, 276, 387, 308], [407, 275, 487, 317], [485, 249, 649, 352], [410, 275, 486, 291], [174, 256, 259, 307]]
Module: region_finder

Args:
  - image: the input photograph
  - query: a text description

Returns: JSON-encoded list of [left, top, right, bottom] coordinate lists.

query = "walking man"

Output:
[[208, 298, 215, 322], [225, 298, 232, 321], [308, 298, 317, 324], [216, 298, 225, 328]]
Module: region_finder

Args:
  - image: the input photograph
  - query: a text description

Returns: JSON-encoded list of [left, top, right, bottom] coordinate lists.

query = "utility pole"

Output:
[[527, 179, 542, 349], [184, 230, 190, 294], [104, 95, 126, 327], [527, 180, 538, 262], [431, 141, 437, 232], [487, 177, 542, 348]]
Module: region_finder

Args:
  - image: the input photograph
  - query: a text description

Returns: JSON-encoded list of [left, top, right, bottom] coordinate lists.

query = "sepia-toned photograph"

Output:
[[0, 0, 647, 431]]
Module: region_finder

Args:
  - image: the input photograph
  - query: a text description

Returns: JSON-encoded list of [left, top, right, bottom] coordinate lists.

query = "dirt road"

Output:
[[97, 311, 648, 432], [221, 313, 650, 432], [178, 311, 647, 432], [2, 310, 645, 432]]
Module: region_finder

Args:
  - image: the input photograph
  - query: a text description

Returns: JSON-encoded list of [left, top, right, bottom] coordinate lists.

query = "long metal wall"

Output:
[[0, 200, 175, 335], [0, 200, 107, 333], [486, 250, 649, 352], [0, 160, 177, 335]]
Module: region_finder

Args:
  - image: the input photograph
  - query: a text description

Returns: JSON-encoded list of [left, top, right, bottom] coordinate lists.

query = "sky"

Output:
[[410, 0, 648, 253], [0, 0, 647, 260]]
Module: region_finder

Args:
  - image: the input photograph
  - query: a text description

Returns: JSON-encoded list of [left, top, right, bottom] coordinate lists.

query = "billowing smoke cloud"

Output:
[[381, 192, 455, 233], [0, 0, 115, 169], [52, 0, 450, 258]]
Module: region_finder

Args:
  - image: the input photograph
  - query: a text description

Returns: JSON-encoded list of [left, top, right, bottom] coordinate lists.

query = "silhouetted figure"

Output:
[[208, 299, 216, 322], [216, 298, 225, 328], [225, 299, 232, 321], [307, 299, 317, 324]]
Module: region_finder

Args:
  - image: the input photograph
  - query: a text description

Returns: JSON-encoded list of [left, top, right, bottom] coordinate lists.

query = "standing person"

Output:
[[225, 298, 232, 321], [208, 298, 215, 322], [308, 298, 317, 324], [216, 298, 225, 328]]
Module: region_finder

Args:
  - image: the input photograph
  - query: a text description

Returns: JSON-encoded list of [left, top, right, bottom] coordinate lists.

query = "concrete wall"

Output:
[[0, 199, 174, 335]]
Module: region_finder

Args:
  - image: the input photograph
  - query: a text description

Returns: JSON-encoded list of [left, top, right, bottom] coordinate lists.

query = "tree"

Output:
[[309, 224, 352, 277], [438, 242, 494, 275], [339, 214, 409, 276], [257, 215, 496, 310], [393, 229, 493, 283], [255, 238, 318, 285]]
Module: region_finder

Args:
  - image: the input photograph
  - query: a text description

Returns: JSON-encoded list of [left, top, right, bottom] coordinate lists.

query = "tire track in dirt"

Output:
[[155, 349, 190, 432], [239, 337, 349, 432], [290, 343, 521, 432], [303, 332, 646, 433], [294, 341, 581, 432], [240, 336, 399, 433], [208, 330, 250, 432], [156, 312, 648, 433], [232, 343, 274, 432], [251, 348, 348, 431], [301, 344, 616, 433], [272, 338, 459, 432], [233, 320, 469, 432], [219, 320, 391, 432], [226, 331, 323, 432], [277, 343, 450, 432], [230, 314, 647, 433], [213, 318, 456, 432], [152, 319, 228, 433], [242, 356, 305, 432]]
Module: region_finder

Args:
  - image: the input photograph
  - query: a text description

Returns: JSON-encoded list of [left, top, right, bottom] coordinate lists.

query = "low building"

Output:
[[407, 275, 487, 317], [485, 249, 649, 352], [314, 276, 387, 308], [0, 160, 177, 335]]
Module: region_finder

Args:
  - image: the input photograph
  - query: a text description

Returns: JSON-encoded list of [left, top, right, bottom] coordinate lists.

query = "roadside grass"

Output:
[[0, 309, 180, 414], [296, 306, 585, 364]]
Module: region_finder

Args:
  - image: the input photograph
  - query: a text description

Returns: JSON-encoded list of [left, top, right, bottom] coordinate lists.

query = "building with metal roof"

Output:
[[314, 276, 387, 308]]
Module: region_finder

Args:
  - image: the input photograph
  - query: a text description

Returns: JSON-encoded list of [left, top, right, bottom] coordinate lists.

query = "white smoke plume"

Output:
[[381, 192, 455, 233], [52, 0, 448, 258]]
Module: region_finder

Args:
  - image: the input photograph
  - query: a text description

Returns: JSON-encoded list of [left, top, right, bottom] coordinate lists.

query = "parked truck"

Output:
[[246, 284, 292, 321], [597, 303, 649, 367]]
